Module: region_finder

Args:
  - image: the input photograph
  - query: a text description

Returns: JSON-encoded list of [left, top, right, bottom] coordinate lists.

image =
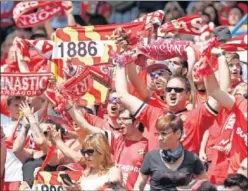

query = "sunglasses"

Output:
[[166, 87, 185, 93], [149, 70, 166, 78], [80, 149, 95, 156], [108, 97, 120, 104]]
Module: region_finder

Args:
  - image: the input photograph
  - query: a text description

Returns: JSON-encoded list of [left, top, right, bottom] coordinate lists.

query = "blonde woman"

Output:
[[61, 133, 122, 191]]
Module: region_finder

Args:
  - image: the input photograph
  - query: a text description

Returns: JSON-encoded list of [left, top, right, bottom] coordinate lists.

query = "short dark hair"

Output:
[[224, 174, 248, 191], [119, 108, 144, 132], [119, 108, 135, 122], [168, 75, 191, 92], [156, 114, 183, 133], [7, 96, 25, 106], [198, 181, 217, 191]]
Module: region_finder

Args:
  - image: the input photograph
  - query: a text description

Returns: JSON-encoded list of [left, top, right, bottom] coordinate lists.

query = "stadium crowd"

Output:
[[0, 1, 248, 191]]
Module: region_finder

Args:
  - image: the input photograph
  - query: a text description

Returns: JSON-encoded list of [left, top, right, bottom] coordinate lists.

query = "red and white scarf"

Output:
[[137, 39, 190, 61], [13, 1, 72, 28], [158, 14, 203, 36], [220, 34, 248, 52], [134, 10, 165, 26], [1, 73, 52, 96], [194, 38, 219, 77]]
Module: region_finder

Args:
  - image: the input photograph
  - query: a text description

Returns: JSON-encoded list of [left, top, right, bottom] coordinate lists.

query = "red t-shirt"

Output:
[[84, 112, 110, 130], [148, 92, 168, 112], [228, 95, 247, 174], [194, 91, 208, 108], [205, 120, 222, 161], [207, 108, 236, 184], [110, 134, 148, 190], [135, 102, 217, 153], [83, 112, 119, 136]]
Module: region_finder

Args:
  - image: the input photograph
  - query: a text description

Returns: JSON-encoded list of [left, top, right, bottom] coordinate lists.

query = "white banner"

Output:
[[32, 184, 63, 191], [52, 40, 115, 59]]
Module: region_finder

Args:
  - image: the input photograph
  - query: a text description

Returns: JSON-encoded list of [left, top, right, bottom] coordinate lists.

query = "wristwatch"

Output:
[[216, 51, 226, 58]]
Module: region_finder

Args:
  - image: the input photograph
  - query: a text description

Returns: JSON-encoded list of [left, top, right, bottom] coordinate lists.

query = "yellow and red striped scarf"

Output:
[[51, 22, 145, 106]]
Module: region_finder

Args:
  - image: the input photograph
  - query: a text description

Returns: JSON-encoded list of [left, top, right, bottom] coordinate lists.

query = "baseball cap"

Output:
[[213, 26, 232, 42], [146, 60, 172, 75]]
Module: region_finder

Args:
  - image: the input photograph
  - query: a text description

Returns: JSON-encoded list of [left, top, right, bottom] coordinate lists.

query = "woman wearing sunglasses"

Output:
[[64, 99, 147, 190], [134, 114, 207, 190], [63, 133, 122, 191]]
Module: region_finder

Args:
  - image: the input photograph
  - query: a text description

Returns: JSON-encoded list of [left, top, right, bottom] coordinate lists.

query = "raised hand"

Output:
[[61, 1, 73, 15], [19, 101, 34, 118], [50, 126, 62, 144]]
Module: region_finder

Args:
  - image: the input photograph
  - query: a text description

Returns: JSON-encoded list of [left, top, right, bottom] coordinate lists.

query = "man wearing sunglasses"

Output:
[[127, 60, 172, 111], [82, 90, 123, 135], [115, 50, 224, 154]]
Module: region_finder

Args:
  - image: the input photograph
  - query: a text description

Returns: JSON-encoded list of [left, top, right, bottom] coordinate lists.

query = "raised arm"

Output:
[[115, 62, 145, 115], [19, 101, 50, 153], [12, 123, 33, 163], [186, 46, 196, 81], [64, 1, 76, 26], [205, 48, 232, 112], [16, 52, 29, 72], [127, 62, 151, 102], [50, 128, 83, 163], [44, 20, 54, 40], [204, 50, 235, 110], [66, 101, 104, 134]]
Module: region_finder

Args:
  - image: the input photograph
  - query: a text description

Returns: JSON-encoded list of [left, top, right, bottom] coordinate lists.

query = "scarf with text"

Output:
[[13, 1, 72, 28], [1, 72, 52, 96], [158, 14, 203, 36], [137, 39, 190, 61]]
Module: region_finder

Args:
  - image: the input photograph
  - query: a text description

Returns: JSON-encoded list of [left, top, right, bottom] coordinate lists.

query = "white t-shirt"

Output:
[[80, 172, 110, 190], [1, 114, 24, 182], [1, 113, 38, 182]]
